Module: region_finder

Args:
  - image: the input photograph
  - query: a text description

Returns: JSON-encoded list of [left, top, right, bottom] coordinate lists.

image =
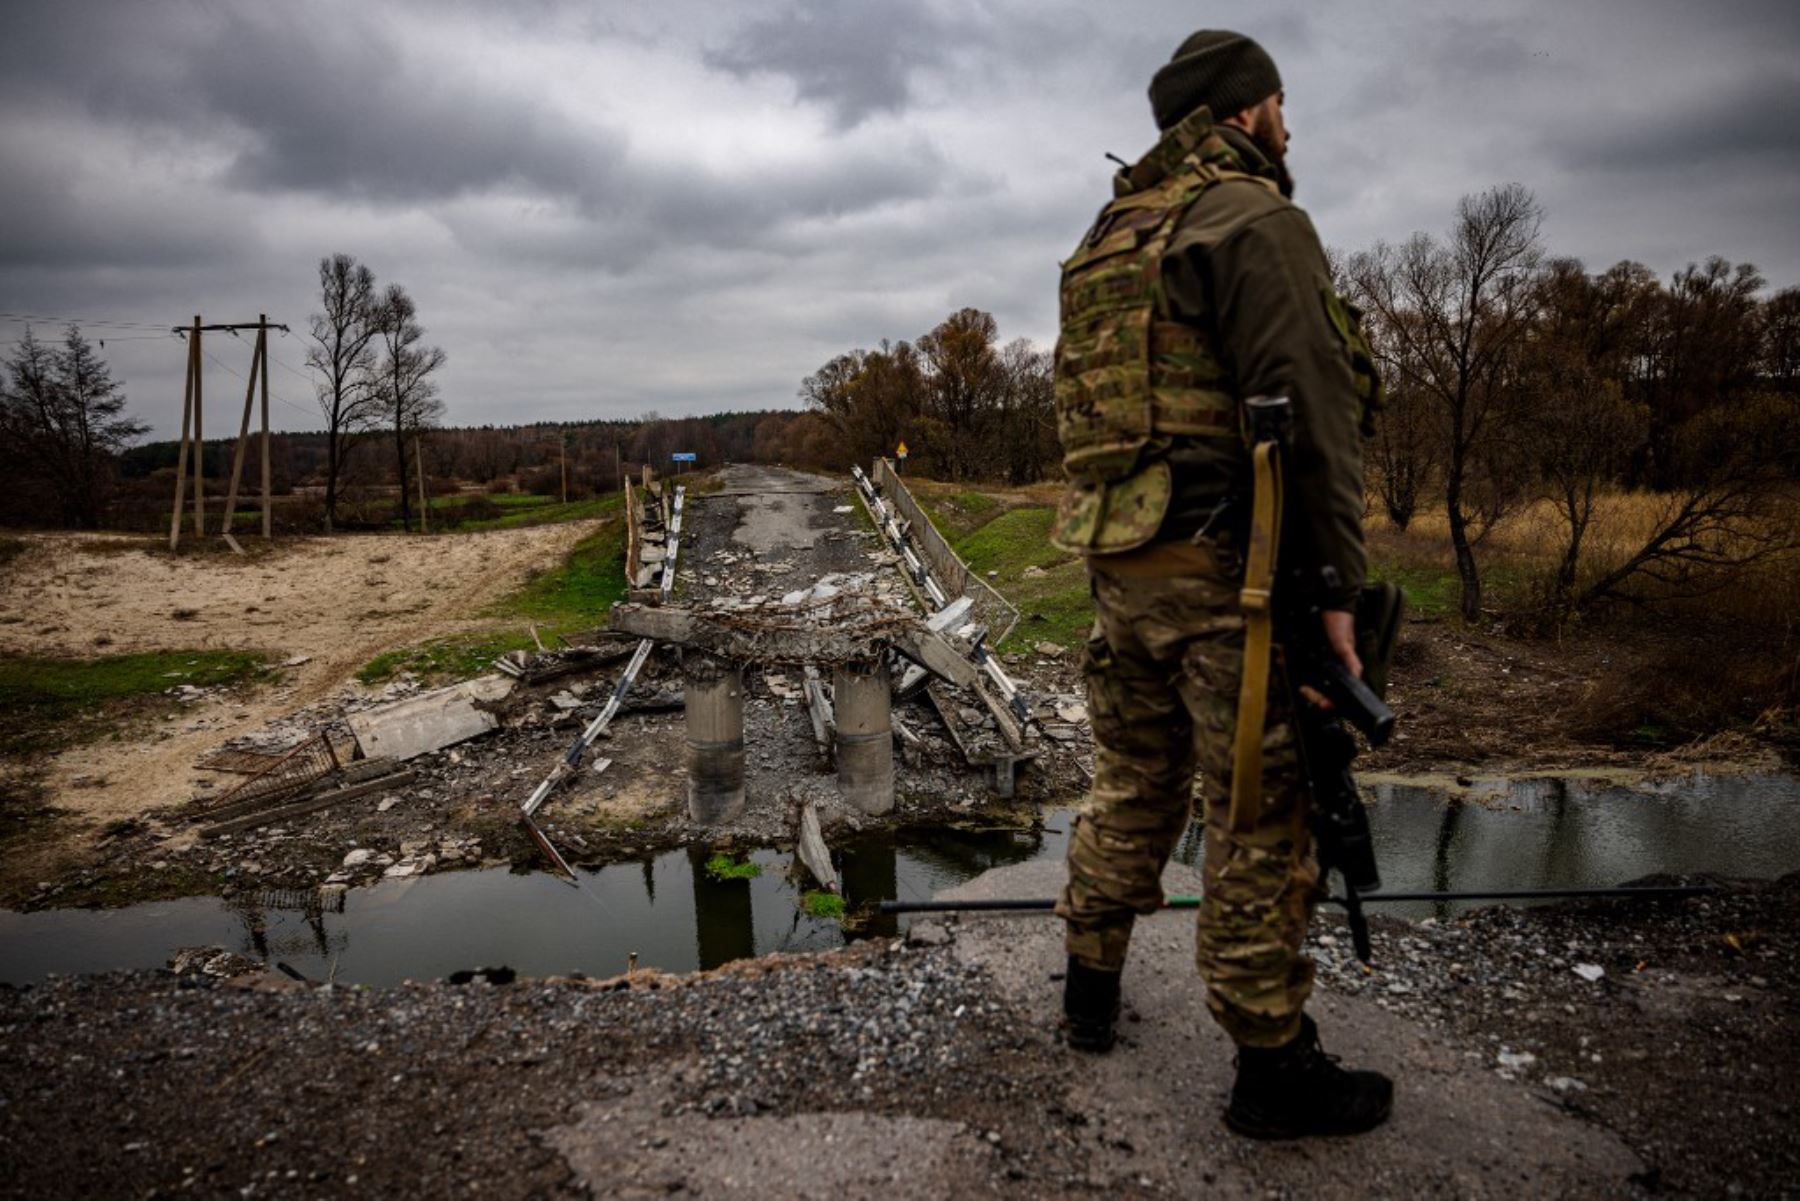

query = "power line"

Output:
[[0, 332, 182, 349], [198, 346, 318, 420], [265, 349, 317, 386], [0, 310, 170, 332]]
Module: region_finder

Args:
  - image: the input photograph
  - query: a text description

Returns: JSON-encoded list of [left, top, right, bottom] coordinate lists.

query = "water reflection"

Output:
[[688, 846, 755, 968], [2, 772, 1791, 984], [0, 819, 1057, 987], [1367, 771, 1799, 917]]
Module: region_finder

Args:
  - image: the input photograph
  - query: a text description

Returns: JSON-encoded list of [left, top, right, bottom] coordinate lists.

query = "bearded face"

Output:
[[1250, 92, 1289, 164], [1244, 92, 1294, 197]]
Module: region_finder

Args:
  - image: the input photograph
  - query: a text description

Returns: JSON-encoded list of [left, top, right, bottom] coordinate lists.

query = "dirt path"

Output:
[[0, 524, 593, 826]]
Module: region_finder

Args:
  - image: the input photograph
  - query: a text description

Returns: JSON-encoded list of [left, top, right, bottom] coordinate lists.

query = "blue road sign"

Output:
[[671, 452, 698, 462]]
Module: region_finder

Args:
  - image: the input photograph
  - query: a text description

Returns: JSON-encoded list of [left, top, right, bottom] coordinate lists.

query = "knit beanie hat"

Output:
[[1149, 30, 1282, 131]]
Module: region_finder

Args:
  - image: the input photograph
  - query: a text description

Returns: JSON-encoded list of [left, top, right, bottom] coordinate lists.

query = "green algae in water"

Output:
[[801, 890, 845, 920], [705, 853, 761, 881]]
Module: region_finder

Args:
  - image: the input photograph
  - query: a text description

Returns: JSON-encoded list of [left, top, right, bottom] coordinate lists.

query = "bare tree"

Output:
[[1349, 184, 1544, 620], [1632, 257, 1764, 490], [372, 285, 446, 533], [1761, 286, 1800, 390], [0, 325, 146, 527], [1352, 299, 1441, 530], [306, 254, 383, 531], [1517, 260, 1648, 614], [919, 308, 1005, 482], [996, 337, 1057, 485], [1575, 410, 1795, 611]]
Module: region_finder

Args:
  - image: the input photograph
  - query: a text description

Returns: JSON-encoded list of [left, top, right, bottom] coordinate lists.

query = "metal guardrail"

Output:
[[198, 731, 341, 816], [869, 459, 1020, 646], [853, 465, 1034, 729]]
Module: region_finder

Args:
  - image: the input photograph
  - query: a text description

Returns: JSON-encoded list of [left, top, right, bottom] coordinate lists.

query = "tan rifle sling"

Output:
[[1227, 434, 1284, 835]]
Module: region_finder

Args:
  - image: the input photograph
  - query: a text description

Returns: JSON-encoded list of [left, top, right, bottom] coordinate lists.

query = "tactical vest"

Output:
[[1051, 114, 1383, 556], [1055, 157, 1264, 480], [1051, 115, 1276, 554]]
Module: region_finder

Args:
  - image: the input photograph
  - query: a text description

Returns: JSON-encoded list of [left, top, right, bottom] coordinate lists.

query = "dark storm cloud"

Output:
[[705, 0, 982, 128], [2, 5, 609, 204], [199, 15, 606, 202], [1546, 66, 1800, 172], [1, 0, 1795, 441]]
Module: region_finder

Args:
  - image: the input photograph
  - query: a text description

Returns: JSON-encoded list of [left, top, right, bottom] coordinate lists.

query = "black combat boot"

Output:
[[1224, 1016, 1392, 1138], [1061, 957, 1121, 1053]]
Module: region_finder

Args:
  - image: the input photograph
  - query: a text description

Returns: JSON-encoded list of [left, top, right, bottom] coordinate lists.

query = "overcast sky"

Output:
[[2, 0, 1796, 440]]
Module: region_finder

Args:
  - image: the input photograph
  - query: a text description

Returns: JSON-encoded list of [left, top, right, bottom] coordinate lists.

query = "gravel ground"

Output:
[[0, 940, 1076, 1199], [1309, 872, 1800, 1198], [2, 873, 1792, 1199]]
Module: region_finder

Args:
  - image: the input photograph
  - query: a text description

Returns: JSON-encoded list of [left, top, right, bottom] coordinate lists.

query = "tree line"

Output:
[[799, 307, 1059, 484], [1342, 183, 1797, 621], [0, 325, 145, 528]]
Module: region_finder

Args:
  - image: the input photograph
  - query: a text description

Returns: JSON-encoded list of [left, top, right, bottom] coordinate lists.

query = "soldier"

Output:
[[1050, 30, 1391, 1138]]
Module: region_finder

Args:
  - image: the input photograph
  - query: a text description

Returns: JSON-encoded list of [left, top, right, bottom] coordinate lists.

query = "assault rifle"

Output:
[[1243, 393, 1400, 963], [1280, 578, 1404, 963]]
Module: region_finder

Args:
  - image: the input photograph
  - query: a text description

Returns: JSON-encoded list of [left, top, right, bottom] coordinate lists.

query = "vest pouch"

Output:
[[1056, 306, 1156, 480], [1050, 460, 1173, 556]]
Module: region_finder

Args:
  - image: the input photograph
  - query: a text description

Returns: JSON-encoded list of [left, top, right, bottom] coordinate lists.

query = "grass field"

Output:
[[906, 476, 1798, 647], [909, 482, 1090, 654], [0, 650, 268, 756], [388, 491, 623, 532]]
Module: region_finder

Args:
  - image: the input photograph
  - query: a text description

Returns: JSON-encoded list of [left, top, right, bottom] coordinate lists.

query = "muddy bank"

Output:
[[3, 868, 1791, 1198], [1365, 616, 1794, 776]]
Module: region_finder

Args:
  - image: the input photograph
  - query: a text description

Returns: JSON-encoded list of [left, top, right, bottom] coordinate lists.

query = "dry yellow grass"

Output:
[[1369, 488, 1800, 628]]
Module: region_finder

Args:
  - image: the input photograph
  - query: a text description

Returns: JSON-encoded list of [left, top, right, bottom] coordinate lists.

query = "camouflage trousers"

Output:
[[1055, 562, 1320, 1048]]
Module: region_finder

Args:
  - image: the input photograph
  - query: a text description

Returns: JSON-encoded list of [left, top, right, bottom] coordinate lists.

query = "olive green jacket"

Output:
[[1160, 127, 1369, 610]]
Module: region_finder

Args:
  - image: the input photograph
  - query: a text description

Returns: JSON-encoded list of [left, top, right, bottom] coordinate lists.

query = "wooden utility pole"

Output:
[[192, 321, 204, 537], [220, 319, 267, 550], [259, 314, 271, 539], [167, 317, 290, 551], [415, 435, 429, 534], [560, 433, 569, 504], [168, 316, 200, 550]]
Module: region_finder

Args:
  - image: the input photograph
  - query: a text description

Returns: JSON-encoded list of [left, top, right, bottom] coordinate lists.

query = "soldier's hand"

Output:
[[1299, 609, 1363, 709]]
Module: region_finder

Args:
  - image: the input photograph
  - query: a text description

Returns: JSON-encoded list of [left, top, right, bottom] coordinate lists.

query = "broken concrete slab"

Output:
[[926, 596, 974, 633], [348, 674, 514, 762], [796, 802, 838, 893]]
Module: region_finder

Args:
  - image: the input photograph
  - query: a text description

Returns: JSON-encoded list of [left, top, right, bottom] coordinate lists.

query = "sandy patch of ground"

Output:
[[0, 524, 594, 826]]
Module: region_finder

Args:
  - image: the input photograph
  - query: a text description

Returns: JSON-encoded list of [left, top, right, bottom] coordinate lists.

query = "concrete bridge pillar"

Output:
[[834, 657, 894, 815], [685, 653, 745, 823]]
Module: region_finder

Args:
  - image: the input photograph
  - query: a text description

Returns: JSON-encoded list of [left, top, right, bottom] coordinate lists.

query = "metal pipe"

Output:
[[876, 884, 1718, 915]]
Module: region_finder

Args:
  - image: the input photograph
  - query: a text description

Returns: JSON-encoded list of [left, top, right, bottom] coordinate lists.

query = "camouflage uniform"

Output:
[[1057, 556, 1318, 1046], [1051, 109, 1379, 1049]]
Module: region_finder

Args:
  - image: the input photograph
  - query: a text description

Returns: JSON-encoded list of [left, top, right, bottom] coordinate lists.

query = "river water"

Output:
[[2, 771, 1793, 986]]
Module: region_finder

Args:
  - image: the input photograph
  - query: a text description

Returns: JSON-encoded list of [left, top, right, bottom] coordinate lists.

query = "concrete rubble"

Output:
[[346, 673, 515, 762], [44, 463, 1094, 918]]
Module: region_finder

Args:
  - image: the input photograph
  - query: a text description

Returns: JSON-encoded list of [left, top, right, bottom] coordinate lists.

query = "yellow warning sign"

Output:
[[896, 441, 909, 458]]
